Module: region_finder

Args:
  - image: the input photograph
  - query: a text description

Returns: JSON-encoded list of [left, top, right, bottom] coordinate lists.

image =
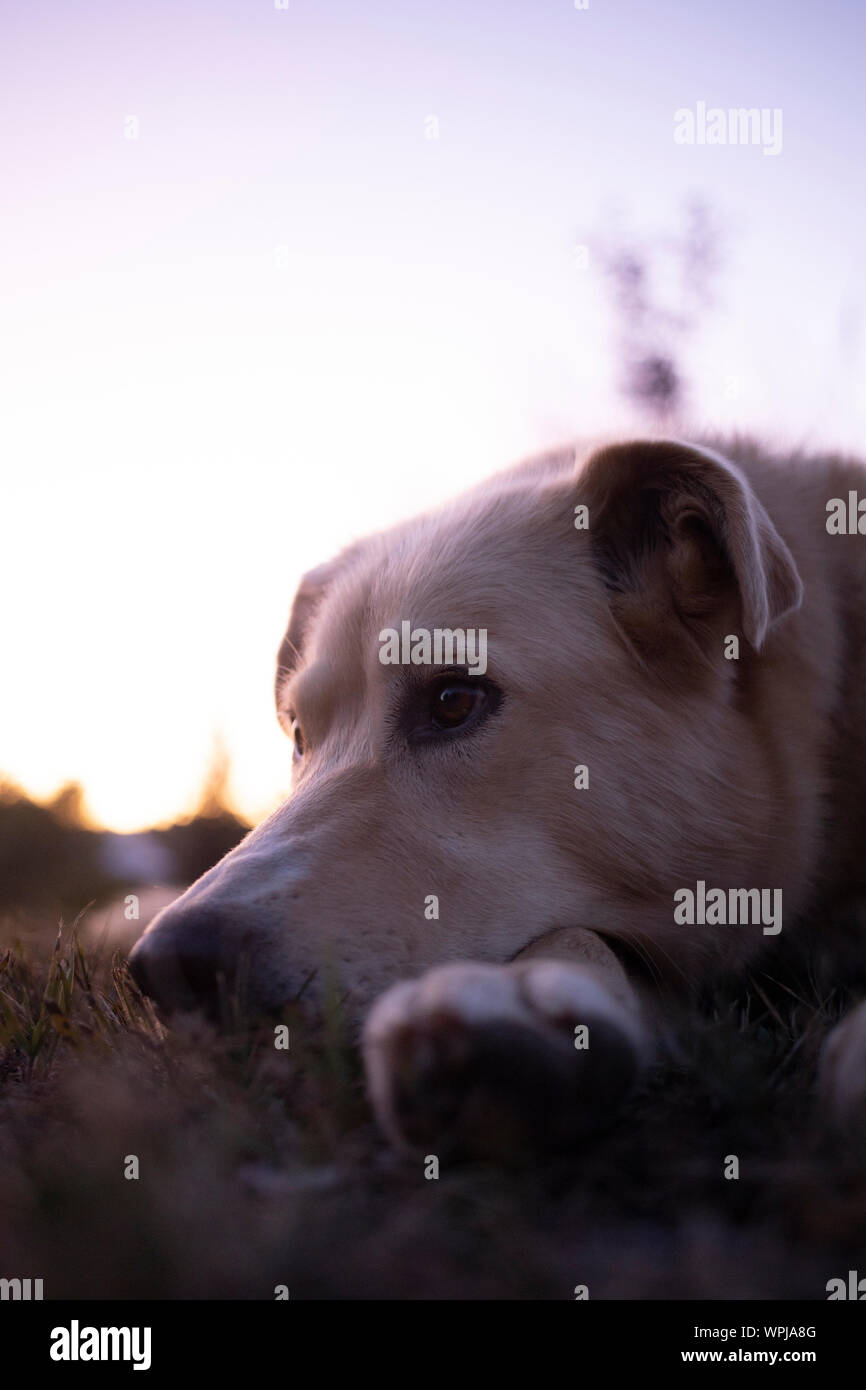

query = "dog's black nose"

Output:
[[128, 908, 233, 1020]]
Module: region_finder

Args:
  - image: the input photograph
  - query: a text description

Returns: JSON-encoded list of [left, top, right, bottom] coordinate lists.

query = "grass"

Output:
[[2, 914, 866, 1299]]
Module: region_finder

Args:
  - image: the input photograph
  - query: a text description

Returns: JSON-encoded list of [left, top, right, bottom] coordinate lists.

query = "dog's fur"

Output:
[[130, 437, 866, 1155]]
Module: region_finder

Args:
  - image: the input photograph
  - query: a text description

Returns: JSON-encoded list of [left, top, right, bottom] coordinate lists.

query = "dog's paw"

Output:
[[362, 960, 647, 1159], [819, 999, 866, 1133]]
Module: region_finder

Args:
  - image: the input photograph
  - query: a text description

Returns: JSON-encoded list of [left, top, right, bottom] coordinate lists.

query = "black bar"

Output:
[[4, 1299, 861, 1376]]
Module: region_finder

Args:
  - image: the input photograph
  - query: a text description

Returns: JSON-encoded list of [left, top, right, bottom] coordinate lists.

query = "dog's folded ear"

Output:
[[274, 544, 363, 708], [578, 439, 803, 658]]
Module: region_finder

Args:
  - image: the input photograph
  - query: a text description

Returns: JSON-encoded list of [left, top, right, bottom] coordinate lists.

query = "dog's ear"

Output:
[[275, 561, 335, 694], [579, 440, 803, 658], [273, 546, 355, 713]]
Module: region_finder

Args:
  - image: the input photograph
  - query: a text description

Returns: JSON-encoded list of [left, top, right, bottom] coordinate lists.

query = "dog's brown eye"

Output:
[[290, 718, 305, 759], [401, 674, 501, 746], [431, 682, 485, 731]]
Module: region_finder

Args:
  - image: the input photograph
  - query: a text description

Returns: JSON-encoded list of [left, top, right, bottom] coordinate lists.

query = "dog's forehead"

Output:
[[304, 478, 598, 671], [370, 484, 583, 617]]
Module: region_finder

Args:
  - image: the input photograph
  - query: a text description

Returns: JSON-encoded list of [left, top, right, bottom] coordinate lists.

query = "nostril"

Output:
[[177, 947, 230, 1017]]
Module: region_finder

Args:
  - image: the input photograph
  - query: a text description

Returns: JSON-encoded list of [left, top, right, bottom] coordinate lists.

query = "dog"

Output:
[[129, 437, 866, 1156]]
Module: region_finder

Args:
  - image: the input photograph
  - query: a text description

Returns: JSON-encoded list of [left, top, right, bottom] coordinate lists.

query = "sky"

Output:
[[2, 0, 865, 830]]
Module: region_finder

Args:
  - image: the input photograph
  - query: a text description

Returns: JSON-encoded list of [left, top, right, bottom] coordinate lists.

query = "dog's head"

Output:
[[129, 439, 803, 1023]]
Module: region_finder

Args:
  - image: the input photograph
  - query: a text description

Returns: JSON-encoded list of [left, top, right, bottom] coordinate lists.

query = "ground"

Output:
[[1, 913, 866, 1300]]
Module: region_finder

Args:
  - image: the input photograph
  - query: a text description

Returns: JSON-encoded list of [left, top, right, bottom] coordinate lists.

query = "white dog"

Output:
[[129, 437, 866, 1155]]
